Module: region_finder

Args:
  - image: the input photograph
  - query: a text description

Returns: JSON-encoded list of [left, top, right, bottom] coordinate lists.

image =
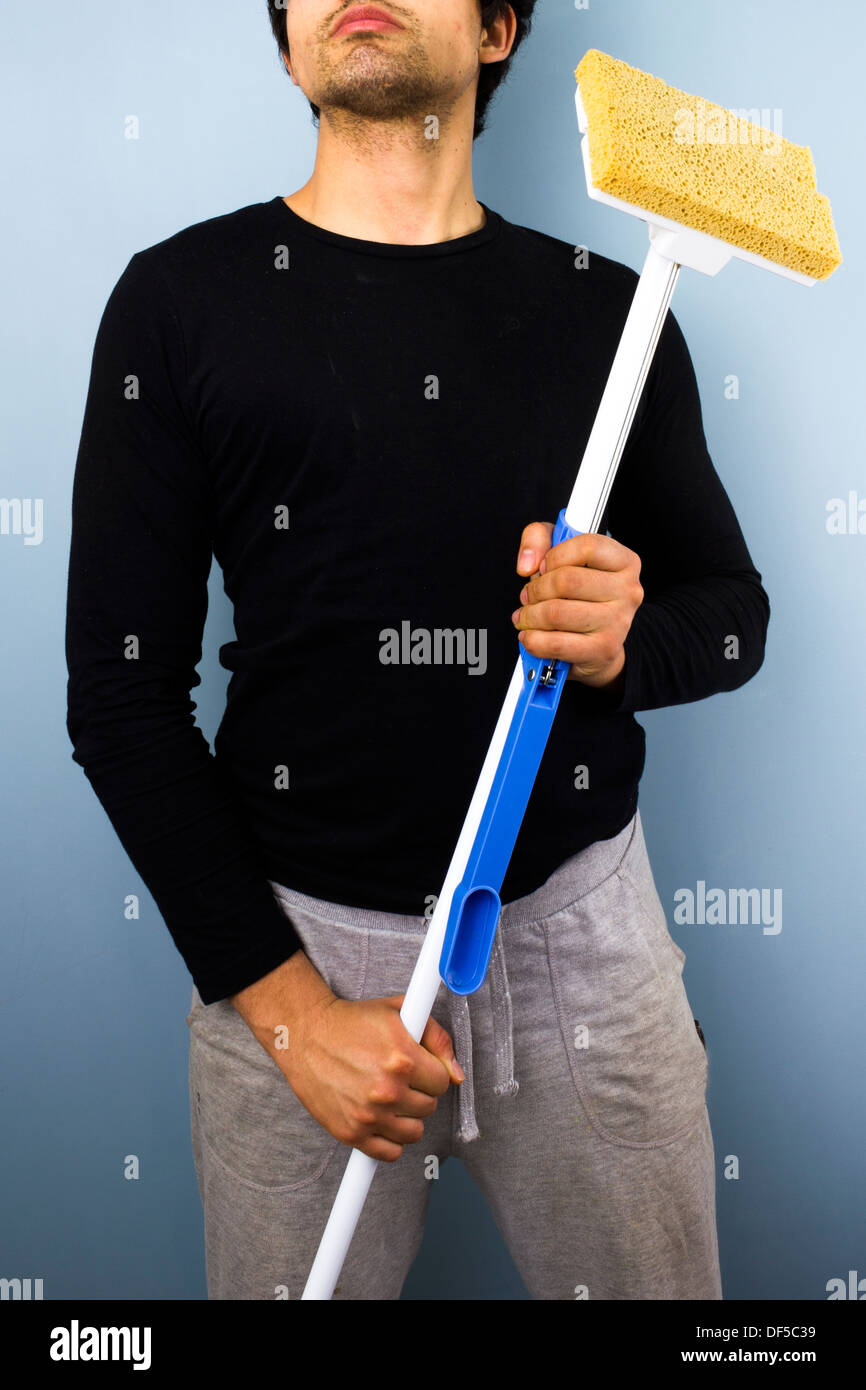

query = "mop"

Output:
[[300, 48, 841, 1299]]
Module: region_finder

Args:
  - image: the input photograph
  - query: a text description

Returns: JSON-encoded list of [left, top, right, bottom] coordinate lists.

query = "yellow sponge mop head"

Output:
[[575, 49, 841, 281]]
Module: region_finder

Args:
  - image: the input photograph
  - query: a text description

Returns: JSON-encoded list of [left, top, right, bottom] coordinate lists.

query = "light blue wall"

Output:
[[1, 0, 862, 1301]]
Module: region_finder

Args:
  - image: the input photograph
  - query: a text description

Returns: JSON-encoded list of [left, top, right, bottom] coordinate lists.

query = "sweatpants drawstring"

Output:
[[450, 924, 519, 1144]]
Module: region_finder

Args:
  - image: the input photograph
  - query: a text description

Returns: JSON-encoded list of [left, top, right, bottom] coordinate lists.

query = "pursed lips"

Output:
[[332, 7, 405, 38]]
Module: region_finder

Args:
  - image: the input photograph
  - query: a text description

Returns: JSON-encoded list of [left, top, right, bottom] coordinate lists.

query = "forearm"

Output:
[[608, 567, 770, 713], [68, 694, 302, 1002], [230, 949, 336, 1052]]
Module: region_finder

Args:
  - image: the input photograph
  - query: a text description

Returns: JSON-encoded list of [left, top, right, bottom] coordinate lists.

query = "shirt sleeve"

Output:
[[572, 305, 771, 715], [65, 250, 303, 1004]]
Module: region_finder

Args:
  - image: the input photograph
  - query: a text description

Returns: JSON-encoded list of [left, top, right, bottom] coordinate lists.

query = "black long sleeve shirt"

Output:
[[65, 197, 770, 1004]]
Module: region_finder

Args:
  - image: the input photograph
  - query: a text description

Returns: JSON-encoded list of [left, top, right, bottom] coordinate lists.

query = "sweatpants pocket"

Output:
[[187, 904, 370, 1191], [543, 825, 708, 1149]]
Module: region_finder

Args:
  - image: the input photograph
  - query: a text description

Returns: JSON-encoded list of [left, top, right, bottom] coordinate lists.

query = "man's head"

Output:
[[266, 1, 537, 141]]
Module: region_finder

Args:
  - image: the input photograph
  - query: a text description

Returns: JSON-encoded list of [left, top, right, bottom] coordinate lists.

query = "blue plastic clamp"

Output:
[[438, 507, 582, 994]]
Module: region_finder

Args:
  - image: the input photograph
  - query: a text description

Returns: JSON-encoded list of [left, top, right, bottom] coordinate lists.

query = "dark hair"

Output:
[[266, 2, 538, 140]]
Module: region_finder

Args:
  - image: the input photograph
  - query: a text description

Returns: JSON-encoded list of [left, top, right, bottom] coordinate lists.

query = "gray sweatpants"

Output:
[[187, 808, 722, 1300]]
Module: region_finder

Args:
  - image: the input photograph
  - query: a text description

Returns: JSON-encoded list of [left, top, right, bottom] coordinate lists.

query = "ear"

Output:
[[281, 51, 299, 87], [480, 1, 518, 63]]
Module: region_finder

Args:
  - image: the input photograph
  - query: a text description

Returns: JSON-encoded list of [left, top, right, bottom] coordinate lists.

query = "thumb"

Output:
[[516, 520, 555, 576], [420, 1014, 466, 1084]]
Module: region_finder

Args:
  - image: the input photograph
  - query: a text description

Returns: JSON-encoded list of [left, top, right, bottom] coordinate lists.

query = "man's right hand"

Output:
[[229, 950, 464, 1163]]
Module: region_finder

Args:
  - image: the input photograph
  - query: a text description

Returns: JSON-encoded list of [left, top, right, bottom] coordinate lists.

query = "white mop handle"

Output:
[[300, 239, 680, 1301], [301, 658, 525, 1300], [565, 241, 680, 532]]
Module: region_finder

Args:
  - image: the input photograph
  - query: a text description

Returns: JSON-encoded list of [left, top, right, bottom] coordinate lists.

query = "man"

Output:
[[65, 0, 769, 1300]]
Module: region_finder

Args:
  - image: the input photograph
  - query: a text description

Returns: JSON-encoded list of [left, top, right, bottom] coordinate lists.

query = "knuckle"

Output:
[[562, 570, 583, 598], [368, 1082, 399, 1106], [545, 569, 563, 595], [548, 598, 570, 628], [386, 1049, 414, 1077], [551, 570, 574, 599]]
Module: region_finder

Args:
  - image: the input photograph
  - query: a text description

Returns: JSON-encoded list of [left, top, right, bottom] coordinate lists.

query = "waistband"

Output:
[[269, 810, 638, 936], [268, 809, 639, 1144]]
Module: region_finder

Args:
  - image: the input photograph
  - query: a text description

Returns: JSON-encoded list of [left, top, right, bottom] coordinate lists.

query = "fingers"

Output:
[[511, 531, 643, 671], [516, 523, 639, 578], [516, 520, 554, 576], [342, 1000, 463, 1161], [360, 1134, 412, 1162], [350, 1005, 466, 1162], [513, 624, 624, 674], [538, 531, 641, 577], [517, 561, 624, 611], [362, 1090, 435, 1160], [385, 996, 464, 1092], [419, 1013, 465, 1088]]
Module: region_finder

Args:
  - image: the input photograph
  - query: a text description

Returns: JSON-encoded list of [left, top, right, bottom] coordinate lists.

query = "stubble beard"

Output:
[[313, 35, 456, 129]]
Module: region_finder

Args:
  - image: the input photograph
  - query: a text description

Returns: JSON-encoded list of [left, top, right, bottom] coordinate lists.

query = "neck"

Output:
[[284, 107, 484, 245]]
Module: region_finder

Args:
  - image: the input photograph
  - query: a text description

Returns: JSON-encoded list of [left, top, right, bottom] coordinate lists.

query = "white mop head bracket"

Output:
[[574, 86, 818, 285]]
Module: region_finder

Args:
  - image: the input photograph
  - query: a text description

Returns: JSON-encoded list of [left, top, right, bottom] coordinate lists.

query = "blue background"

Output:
[[1, 0, 862, 1300]]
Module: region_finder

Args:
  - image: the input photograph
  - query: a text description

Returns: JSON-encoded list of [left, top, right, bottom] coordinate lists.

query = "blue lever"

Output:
[[439, 507, 582, 994]]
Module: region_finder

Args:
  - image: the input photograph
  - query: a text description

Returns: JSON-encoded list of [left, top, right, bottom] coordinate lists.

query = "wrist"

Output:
[[230, 949, 335, 1036], [568, 648, 625, 692]]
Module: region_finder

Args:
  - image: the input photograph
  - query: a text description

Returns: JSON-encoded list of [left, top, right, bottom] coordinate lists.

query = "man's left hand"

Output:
[[512, 521, 644, 692]]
